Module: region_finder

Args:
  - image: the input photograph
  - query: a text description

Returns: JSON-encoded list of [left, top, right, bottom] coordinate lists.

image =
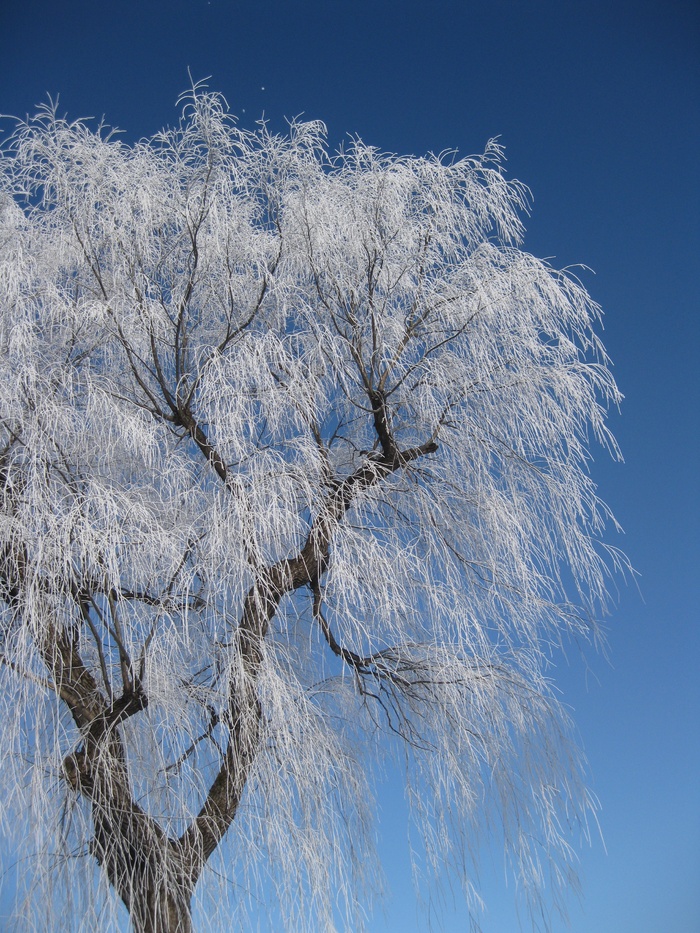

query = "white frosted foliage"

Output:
[[0, 89, 623, 932]]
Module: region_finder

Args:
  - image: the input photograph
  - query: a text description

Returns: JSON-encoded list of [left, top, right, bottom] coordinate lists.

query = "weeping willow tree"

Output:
[[0, 89, 623, 932]]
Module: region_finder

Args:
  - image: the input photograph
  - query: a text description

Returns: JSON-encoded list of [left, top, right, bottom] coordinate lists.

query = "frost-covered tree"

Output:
[[0, 89, 623, 933]]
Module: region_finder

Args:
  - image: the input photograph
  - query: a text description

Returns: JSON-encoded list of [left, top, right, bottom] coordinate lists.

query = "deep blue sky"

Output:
[[1, 2, 698, 931]]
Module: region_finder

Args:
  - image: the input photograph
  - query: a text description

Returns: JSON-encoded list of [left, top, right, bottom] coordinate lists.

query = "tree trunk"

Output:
[[90, 826, 194, 933], [81, 769, 195, 933], [129, 881, 193, 933]]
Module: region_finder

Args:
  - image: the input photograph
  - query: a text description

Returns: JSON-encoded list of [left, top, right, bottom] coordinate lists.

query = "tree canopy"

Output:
[[0, 89, 622, 932]]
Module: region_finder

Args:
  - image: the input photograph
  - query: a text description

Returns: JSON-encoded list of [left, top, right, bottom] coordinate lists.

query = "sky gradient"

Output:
[[1, 2, 698, 931]]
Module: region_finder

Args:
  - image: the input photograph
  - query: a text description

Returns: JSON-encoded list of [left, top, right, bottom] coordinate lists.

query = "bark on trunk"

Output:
[[89, 820, 194, 933], [64, 744, 195, 933], [128, 882, 193, 933]]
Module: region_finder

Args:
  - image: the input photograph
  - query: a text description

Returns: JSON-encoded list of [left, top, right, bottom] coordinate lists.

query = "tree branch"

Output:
[[180, 434, 438, 873]]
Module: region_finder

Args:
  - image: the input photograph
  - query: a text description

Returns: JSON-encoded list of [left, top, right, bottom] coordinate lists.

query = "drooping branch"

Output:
[[311, 578, 413, 691]]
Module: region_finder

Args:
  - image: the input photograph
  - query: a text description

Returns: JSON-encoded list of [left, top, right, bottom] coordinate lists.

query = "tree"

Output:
[[0, 89, 622, 932]]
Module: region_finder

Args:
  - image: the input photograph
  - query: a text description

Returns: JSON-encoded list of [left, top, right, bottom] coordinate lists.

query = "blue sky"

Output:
[[1, 1, 698, 931]]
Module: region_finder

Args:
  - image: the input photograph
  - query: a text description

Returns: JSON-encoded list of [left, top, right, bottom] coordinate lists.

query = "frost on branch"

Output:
[[0, 89, 623, 932]]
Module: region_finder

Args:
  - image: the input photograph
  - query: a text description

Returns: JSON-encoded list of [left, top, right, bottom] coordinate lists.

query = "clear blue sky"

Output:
[[1, 2, 698, 931]]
